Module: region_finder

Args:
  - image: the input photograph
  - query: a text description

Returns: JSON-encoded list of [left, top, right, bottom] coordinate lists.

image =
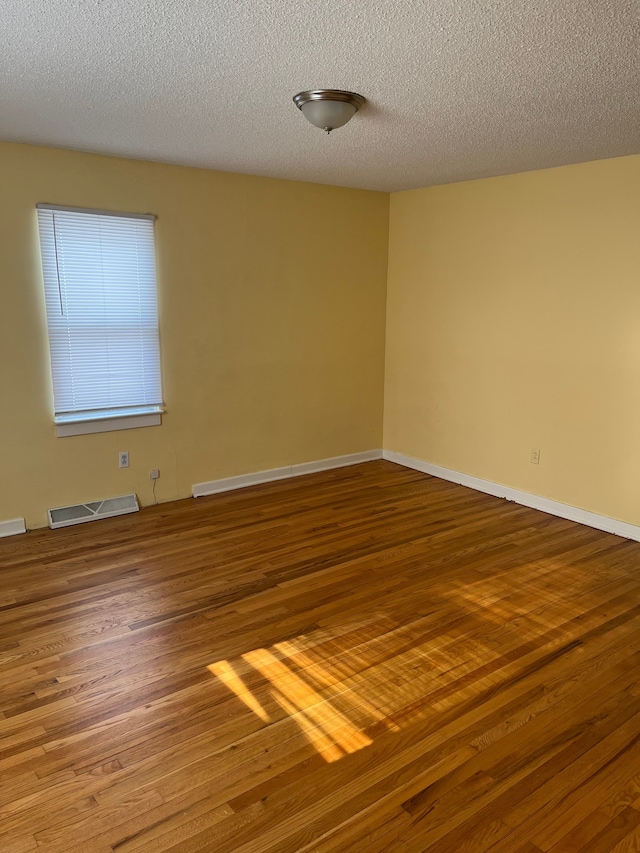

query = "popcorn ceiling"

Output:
[[1, 0, 638, 191]]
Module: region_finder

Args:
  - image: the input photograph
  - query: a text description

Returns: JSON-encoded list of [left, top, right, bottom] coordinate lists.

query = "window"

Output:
[[36, 205, 163, 437]]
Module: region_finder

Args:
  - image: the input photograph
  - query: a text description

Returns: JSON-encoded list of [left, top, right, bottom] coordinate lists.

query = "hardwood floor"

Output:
[[2, 460, 640, 852]]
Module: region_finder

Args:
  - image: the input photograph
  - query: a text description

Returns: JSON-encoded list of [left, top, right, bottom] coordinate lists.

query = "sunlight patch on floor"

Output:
[[207, 620, 446, 763], [207, 565, 585, 763], [208, 658, 270, 722], [243, 646, 373, 762]]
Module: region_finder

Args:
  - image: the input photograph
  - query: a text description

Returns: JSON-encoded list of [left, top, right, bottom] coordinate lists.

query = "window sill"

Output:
[[55, 408, 163, 437]]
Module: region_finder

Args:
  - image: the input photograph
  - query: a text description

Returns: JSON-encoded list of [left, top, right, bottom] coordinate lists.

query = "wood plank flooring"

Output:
[[2, 460, 640, 852]]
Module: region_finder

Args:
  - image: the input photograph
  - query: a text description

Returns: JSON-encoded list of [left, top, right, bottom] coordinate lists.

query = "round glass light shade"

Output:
[[293, 90, 365, 133], [300, 100, 357, 132]]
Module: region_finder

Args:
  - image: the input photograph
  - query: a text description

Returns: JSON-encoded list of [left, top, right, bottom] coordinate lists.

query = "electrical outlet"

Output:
[[149, 469, 160, 480], [531, 448, 540, 465], [119, 451, 129, 469]]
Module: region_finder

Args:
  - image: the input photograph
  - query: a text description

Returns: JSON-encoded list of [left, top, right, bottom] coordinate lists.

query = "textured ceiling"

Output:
[[1, 0, 638, 191]]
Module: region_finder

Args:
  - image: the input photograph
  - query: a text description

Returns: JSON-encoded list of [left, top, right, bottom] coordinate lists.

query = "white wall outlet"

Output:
[[119, 451, 130, 469], [531, 448, 540, 465], [150, 469, 160, 480]]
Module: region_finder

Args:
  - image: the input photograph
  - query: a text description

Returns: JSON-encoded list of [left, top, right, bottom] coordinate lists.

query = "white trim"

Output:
[[192, 450, 383, 498], [56, 412, 161, 437], [383, 450, 640, 543], [0, 518, 27, 538]]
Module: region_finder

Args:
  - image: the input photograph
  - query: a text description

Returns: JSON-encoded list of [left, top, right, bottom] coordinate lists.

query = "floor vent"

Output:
[[48, 494, 139, 529]]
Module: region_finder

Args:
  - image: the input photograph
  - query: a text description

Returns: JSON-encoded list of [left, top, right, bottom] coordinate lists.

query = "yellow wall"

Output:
[[4, 143, 638, 532], [0, 143, 389, 529], [384, 154, 640, 525]]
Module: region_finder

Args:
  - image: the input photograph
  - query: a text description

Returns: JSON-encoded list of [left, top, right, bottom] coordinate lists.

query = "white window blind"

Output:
[[36, 205, 163, 426]]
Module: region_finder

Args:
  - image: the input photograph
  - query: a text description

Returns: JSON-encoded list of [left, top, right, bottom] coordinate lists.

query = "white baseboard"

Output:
[[383, 450, 640, 543], [0, 518, 27, 538], [193, 450, 383, 498]]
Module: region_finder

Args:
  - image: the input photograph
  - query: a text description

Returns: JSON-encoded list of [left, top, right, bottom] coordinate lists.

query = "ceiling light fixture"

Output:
[[293, 89, 366, 134]]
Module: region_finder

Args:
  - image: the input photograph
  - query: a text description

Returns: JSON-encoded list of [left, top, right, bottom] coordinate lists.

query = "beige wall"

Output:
[[384, 154, 640, 525], [0, 143, 389, 529], [3, 143, 637, 532]]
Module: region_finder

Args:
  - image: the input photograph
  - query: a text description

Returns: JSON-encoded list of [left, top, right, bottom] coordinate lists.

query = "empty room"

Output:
[[1, 1, 640, 851]]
